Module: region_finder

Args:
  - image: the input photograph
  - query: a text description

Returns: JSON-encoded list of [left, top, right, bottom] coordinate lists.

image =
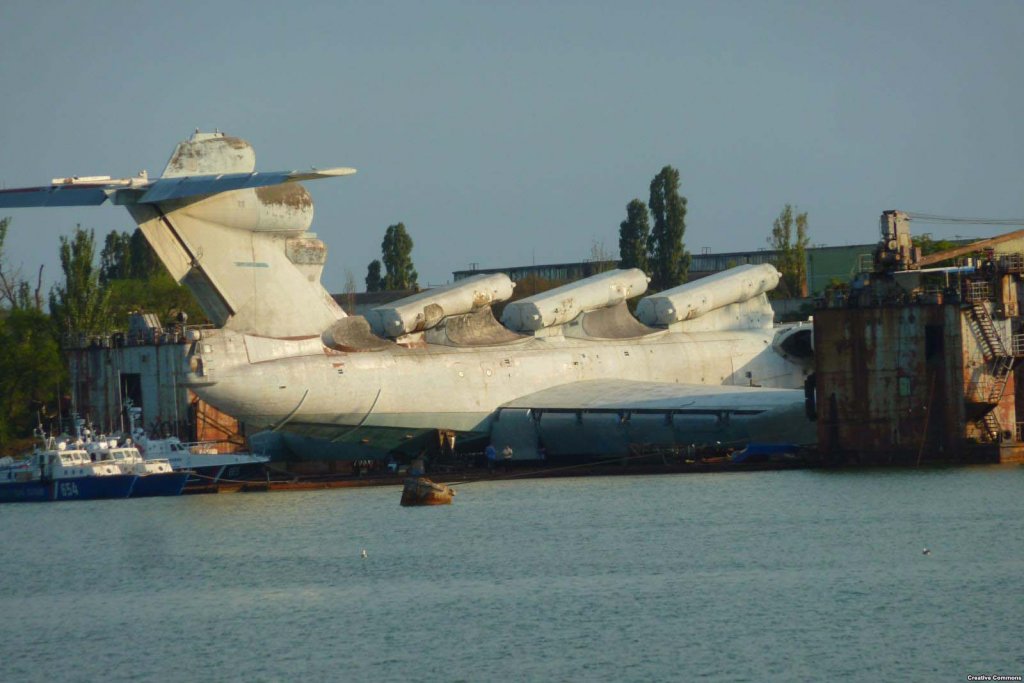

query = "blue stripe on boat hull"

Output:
[[0, 475, 138, 503]]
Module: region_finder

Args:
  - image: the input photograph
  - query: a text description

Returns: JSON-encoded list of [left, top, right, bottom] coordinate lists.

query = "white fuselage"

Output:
[[188, 323, 806, 439]]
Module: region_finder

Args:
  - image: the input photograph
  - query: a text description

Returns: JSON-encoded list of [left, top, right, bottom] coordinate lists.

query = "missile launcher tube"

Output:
[[635, 264, 780, 326], [501, 268, 649, 332], [370, 273, 515, 337]]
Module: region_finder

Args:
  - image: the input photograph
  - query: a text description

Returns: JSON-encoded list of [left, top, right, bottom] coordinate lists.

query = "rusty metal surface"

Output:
[[255, 183, 313, 211], [400, 477, 455, 506], [815, 304, 966, 460], [66, 340, 245, 449], [285, 236, 327, 266], [816, 298, 1023, 463], [192, 394, 245, 452]]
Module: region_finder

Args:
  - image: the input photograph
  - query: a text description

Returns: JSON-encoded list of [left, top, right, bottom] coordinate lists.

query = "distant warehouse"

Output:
[[453, 243, 875, 296]]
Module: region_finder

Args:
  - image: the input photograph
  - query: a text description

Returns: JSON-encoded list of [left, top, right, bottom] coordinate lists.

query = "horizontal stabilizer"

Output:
[[0, 167, 355, 208], [0, 185, 111, 208], [138, 168, 356, 203]]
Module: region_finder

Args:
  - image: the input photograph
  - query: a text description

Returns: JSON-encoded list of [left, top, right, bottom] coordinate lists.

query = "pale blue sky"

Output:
[[2, 1, 1023, 292]]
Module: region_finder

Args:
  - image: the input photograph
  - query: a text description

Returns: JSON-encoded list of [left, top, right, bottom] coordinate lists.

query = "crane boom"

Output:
[[915, 229, 1024, 268]]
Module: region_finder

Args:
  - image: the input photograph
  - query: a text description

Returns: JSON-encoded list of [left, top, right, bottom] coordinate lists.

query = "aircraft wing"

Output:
[[502, 379, 803, 413], [0, 167, 356, 208], [495, 378, 816, 450]]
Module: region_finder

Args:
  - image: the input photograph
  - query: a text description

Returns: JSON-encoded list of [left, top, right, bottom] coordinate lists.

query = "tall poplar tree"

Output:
[[365, 259, 384, 292], [381, 223, 418, 290], [49, 225, 110, 337], [101, 229, 162, 284], [647, 166, 690, 290], [768, 204, 810, 297], [128, 228, 159, 278], [100, 230, 132, 284], [618, 199, 650, 273]]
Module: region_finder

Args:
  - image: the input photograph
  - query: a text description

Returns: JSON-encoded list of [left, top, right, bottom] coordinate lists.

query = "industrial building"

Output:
[[453, 243, 875, 296], [63, 314, 244, 450]]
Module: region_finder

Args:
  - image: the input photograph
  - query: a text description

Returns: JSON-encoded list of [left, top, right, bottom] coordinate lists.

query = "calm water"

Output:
[[1, 467, 1022, 682]]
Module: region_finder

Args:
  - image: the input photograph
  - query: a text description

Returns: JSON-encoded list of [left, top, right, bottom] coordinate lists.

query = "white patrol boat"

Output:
[[0, 440, 137, 503], [87, 438, 190, 497], [126, 407, 269, 485]]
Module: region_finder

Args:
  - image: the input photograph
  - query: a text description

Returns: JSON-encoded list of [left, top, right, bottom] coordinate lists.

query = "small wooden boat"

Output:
[[400, 477, 455, 506]]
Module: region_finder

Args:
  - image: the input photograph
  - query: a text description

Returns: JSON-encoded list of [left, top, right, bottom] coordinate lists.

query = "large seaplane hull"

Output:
[[190, 322, 811, 458]]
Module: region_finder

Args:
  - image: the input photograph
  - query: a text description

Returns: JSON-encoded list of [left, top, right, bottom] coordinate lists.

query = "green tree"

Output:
[[49, 225, 110, 337], [381, 223, 418, 290], [128, 229, 159, 278], [97, 228, 207, 327], [647, 166, 690, 290], [768, 204, 810, 298], [104, 271, 209, 329], [100, 230, 132, 284], [0, 217, 44, 310], [618, 199, 650, 273], [101, 229, 162, 283], [0, 216, 17, 306], [365, 259, 384, 292], [0, 307, 64, 445], [0, 217, 60, 447], [912, 234, 959, 258]]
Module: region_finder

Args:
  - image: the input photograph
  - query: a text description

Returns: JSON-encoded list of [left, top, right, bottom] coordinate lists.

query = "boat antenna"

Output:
[[172, 367, 180, 439], [70, 378, 78, 433], [55, 380, 63, 436], [117, 371, 125, 436]]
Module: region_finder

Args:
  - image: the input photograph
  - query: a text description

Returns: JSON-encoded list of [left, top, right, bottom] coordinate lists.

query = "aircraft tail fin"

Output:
[[161, 131, 256, 178], [0, 131, 356, 338]]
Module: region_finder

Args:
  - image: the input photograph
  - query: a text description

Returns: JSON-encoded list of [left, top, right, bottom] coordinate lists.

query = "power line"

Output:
[[905, 212, 1024, 226]]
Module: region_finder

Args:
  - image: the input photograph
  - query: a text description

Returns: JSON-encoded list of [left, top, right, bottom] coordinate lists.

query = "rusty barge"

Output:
[[813, 210, 1024, 465]]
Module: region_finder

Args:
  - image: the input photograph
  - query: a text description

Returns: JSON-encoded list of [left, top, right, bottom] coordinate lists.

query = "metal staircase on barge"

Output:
[[966, 298, 1017, 442]]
